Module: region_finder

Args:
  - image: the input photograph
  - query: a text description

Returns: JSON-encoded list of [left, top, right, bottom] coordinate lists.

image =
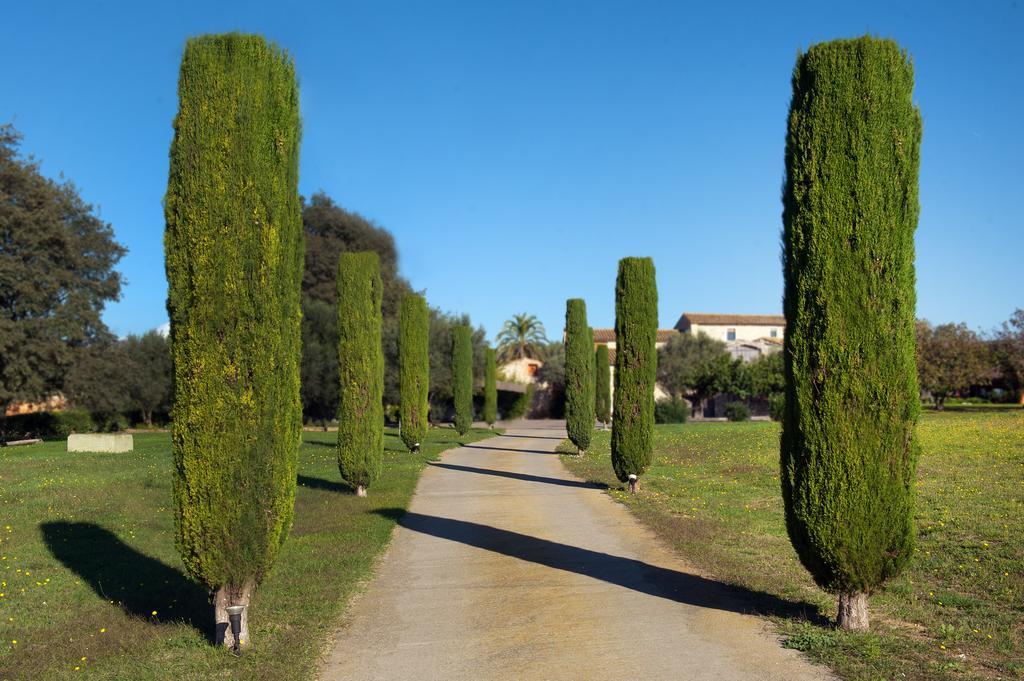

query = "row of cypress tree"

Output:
[[561, 36, 921, 632], [163, 32, 492, 648], [166, 31, 919, 646]]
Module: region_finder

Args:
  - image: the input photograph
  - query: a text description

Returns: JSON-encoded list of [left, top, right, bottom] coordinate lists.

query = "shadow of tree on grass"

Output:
[[40, 521, 212, 640]]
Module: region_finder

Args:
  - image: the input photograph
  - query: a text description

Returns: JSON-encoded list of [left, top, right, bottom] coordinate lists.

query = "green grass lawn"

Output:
[[561, 410, 1024, 680], [0, 425, 496, 680]]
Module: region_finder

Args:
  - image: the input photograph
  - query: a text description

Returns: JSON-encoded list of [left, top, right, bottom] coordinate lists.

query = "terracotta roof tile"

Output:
[[676, 312, 785, 328], [591, 328, 678, 344]]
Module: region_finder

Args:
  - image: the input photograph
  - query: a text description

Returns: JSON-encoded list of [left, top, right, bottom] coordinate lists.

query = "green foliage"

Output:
[[300, 298, 339, 424], [300, 193, 412, 410], [594, 345, 611, 424], [452, 324, 474, 435], [748, 351, 785, 400], [399, 293, 429, 450], [0, 123, 125, 410], [781, 37, 921, 597], [122, 331, 173, 426], [164, 33, 303, 593], [495, 313, 549, 362], [427, 311, 487, 417], [336, 252, 384, 490], [611, 257, 657, 482], [483, 347, 497, 426], [1, 409, 97, 440], [565, 300, 595, 452], [768, 393, 785, 422], [656, 332, 734, 413], [724, 401, 750, 422], [916, 321, 992, 408], [654, 396, 688, 424], [503, 384, 534, 420]]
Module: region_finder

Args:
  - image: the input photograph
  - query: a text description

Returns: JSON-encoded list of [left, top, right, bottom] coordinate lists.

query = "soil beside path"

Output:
[[318, 420, 832, 681]]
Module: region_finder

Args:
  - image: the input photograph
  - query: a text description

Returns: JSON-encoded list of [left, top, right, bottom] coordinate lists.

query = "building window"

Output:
[[770, 329, 778, 338], [727, 328, 736, 341]]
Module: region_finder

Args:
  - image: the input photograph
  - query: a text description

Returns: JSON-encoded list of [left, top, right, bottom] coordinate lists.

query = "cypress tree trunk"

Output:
[[611, 258, 657, 492], [483, 347, 497, 427], [399, 293, 429, 452], [565, 299, 595, 454], [452, 325, 473, 435], [337, 252, 384, 495], [165, 33, 303, 649], [594, 345, 611, 428], [781, 36, 922, 632]]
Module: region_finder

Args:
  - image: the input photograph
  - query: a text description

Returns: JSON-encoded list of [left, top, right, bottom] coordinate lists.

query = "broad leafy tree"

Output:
[[781, 37, 921, 631], [0, 123, 125, 413], [300, 192, 412, 416], [656, 332, 733, 415], [993, 309, 1023, 404], [164, 33, 303, 648], [916, 321, 992, 408]]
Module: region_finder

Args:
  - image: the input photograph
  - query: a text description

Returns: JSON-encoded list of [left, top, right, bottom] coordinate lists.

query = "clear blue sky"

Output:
[[3, 0, 1021, 341]]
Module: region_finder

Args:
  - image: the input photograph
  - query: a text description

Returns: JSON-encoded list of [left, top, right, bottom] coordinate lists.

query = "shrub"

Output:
[[483, 347, 497, 427], [337, 252, 384, 495], [399, 293, 429, 450], [93, 411, 129, 432], [724, 401, 750, 422], [0, 410, 97, 440], [452, 325, 473, 435], [594, 345, 611, 425], [654, 397, 688, 424], [781, 36, 921, 631], [504, 384, 534, 420], [564, 299, 595, 453], [611, 257, 657, 491], [768, 393, 785, 422], [164, 33, 303, 648]]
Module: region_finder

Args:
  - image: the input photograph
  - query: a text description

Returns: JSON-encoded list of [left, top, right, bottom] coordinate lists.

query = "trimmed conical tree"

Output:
[[595, 344, 611, 427], [781, 36, 922, 632], [452, 324, 473, 435], [164, 33, 303, 649], [337, 251, 384, 497], [611, 257, 657, 493], [565, 299, 595, 454], [399, 293, 429, 452], [483, 347, 498, 427]]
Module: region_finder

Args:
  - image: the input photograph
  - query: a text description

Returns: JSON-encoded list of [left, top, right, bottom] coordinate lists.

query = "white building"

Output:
[[674, 312, 785, 343], [592, 328, 676, 401]]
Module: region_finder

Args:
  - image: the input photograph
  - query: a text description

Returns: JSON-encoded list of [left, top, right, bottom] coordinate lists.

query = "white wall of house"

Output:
[[688, 323, 783, 343], [499, 357, 543, 383]]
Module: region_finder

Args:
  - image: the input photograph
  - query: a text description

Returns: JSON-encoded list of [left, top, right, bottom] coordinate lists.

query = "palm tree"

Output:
[[495, 313, 549, 363]]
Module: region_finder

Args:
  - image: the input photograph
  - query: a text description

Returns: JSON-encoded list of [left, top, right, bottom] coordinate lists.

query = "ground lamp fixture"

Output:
[[226, 604, 246, 653]]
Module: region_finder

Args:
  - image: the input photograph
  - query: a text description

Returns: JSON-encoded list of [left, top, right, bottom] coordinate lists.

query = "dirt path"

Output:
[[319, 420, 832, 680]]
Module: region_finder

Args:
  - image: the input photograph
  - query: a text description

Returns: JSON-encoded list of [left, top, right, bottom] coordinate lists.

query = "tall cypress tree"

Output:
[[781, 36, 921, 631], [565, 299, 595, 454], [399, 293, 429, 452], [165, 33, 302, 648], [337, 252, 384, 496], [594, 344, 611, 427], [452, 324, 473, 435], [483, 347, 498, 427], [610, 257, 657, 493]]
